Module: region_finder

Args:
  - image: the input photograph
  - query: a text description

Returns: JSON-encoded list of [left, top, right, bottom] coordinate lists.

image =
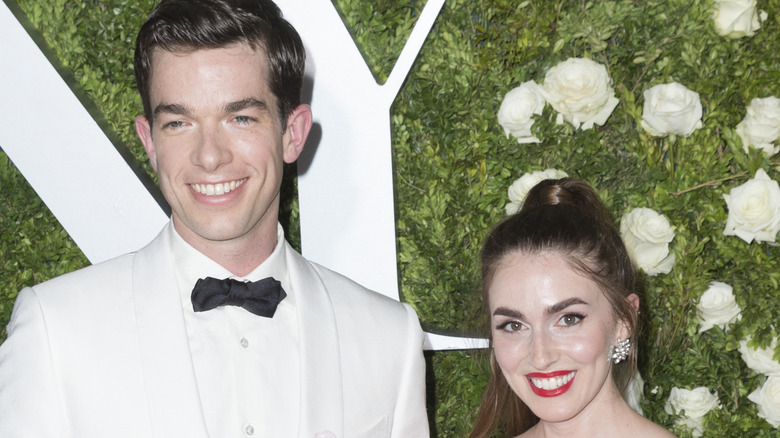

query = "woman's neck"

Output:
[[522, 383, 641, 438]]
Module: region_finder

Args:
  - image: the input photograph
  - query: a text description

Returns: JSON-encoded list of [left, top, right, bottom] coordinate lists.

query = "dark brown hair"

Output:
[[470, 178, 639, 438], [134, 0, 306, 130]]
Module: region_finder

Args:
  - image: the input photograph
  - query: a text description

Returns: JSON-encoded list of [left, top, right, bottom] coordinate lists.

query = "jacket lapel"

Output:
[[132, 227, 210, 438], [285, 246, 344, 438]]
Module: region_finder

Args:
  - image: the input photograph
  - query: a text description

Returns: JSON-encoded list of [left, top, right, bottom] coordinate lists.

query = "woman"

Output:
[[469, 178, 674, 438]]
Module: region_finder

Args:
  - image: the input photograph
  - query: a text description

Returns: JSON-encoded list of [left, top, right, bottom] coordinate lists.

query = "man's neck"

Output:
[[173, 220, 279, 277]]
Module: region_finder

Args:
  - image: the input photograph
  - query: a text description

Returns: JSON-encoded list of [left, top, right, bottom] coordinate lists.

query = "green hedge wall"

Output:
[[2, 1, 780, 437]]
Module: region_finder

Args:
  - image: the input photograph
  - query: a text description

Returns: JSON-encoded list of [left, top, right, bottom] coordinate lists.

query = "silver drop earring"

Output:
[[611, 338, 631, 364]]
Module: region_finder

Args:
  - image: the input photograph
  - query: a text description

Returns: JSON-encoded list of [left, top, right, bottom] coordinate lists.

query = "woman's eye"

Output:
[[496, 321, 525, 332], [559, 314, 583, 326]]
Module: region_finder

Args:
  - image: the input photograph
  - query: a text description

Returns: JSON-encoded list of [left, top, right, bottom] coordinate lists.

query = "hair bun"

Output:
[[519, 178, 614, 226]]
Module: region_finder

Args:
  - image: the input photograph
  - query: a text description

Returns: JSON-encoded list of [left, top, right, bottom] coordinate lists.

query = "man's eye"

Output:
[[164, 120, 184, 129], [234, 115, 255, 124]]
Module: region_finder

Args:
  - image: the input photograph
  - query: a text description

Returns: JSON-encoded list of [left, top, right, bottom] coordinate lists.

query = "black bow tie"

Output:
[[191, 276, 287, 317]]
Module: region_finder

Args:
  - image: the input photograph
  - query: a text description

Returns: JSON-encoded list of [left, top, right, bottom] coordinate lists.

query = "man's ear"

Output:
[[135, 115, 157, 172], [282, 104, 313, 164]]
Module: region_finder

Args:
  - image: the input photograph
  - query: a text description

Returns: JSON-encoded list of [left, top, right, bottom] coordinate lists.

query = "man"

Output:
[[0, 0, 429, 437]]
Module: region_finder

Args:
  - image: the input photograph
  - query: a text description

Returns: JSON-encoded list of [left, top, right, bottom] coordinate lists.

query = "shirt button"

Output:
[[245, 425, 254, 435], [240, 338, 249, 348]]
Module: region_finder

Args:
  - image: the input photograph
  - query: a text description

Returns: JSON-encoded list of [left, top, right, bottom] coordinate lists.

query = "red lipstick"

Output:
[[527, 370, 575, 397]]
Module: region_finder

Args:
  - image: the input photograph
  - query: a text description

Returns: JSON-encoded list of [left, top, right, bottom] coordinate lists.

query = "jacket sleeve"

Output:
[[0, 287, 66, 437], [390, 303, 430, 438]]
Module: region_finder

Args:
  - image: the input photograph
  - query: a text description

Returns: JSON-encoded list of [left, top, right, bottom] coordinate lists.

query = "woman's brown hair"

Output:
[[469, 178, 639, 438]]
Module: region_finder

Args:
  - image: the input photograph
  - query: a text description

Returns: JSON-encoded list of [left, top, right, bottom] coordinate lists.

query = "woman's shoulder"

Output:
[[634, 415, 676, 437]]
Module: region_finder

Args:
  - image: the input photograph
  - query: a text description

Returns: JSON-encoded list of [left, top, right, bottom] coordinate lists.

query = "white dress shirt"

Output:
[[169, 224, 301, 437]]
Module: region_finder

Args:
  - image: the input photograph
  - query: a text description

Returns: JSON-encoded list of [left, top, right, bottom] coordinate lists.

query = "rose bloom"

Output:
[[641, 82, 703, 137], [664, 387, 720, 437], [748, 376, 780, 428], [736, 96, 780, 157], [619, 208, 675, 276], [713, 0, 766, 38], [542, 57, 619, 130], [497, 81, 546, 144], [739, 337, 780, 376], [696, 281, 741, 333], [505, 168, 569, 215], [723, 169, 780, 243]]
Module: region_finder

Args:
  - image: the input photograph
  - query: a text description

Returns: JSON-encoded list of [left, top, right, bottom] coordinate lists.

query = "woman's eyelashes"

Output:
[[494, 313, 586, 333], [558, 312, 585, 327], [495, 320, 526, 332]]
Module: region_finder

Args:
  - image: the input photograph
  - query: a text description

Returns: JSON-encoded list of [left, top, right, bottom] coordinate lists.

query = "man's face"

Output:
[[135, 44, 309, 254]]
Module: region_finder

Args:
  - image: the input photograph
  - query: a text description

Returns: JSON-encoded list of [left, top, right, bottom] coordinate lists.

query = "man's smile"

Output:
[[190, 178, 247, 196]]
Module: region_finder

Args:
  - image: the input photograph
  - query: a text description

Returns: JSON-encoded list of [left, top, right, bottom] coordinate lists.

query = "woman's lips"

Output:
[[527, 370, 576, 397]]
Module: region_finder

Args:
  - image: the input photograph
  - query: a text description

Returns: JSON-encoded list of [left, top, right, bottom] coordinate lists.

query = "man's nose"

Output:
[[192, 124, 232, 171]]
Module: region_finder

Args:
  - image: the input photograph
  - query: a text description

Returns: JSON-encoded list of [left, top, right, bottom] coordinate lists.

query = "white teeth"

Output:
[[529, 371, 575, 390], [191, 178, 246, 196]]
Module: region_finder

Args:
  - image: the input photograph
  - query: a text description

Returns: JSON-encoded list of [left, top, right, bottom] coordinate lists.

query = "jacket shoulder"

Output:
[[29, 252, 136, 299], [310, 262, 410, 314]]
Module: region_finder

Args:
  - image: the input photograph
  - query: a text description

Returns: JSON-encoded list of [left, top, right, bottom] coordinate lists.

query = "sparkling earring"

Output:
[[611, 338, 631, 364]]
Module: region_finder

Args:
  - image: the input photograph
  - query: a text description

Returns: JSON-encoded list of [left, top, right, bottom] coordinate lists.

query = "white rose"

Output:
[[748, 376, 780, 427], [723, 169, 780, 243], [696, 281, 742, 333], [641, 83, 703, 137], [497, 81, 547, 144], [740, 337, 780, 376], [619, 208, 675, 276], [542, 57, 619, 130], [664, 387, 720, 437], [505, 168, 569, 215], [736, 96, 780, 157], [713, 0, 766, 38]]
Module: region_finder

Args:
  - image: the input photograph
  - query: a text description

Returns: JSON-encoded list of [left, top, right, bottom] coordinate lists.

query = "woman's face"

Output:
[[489, 251, 629, 424]]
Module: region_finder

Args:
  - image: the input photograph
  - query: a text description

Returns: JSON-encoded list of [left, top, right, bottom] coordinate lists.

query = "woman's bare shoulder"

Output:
[[635, 415, 676, 437]]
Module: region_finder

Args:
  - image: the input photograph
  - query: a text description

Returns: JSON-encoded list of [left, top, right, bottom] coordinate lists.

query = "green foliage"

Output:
[[2, 0, 780, 436], [330, 0, 420, 83], [349, 0, 779, 435], [14, 0, 158, 178]]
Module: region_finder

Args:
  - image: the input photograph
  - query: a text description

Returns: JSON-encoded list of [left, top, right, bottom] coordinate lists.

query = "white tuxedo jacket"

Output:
[[0, 227, 429, 438]]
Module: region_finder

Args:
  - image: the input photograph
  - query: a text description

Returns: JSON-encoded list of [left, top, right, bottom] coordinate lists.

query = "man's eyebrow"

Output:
[[153, 103, 189, 119], [224, 98, 269, 114]]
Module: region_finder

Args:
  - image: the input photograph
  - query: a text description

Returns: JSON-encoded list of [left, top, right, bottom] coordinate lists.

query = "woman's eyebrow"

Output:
[[492, 307, 524, 320], [547, 298, 588, 316], [492, 298, 587, 320]]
